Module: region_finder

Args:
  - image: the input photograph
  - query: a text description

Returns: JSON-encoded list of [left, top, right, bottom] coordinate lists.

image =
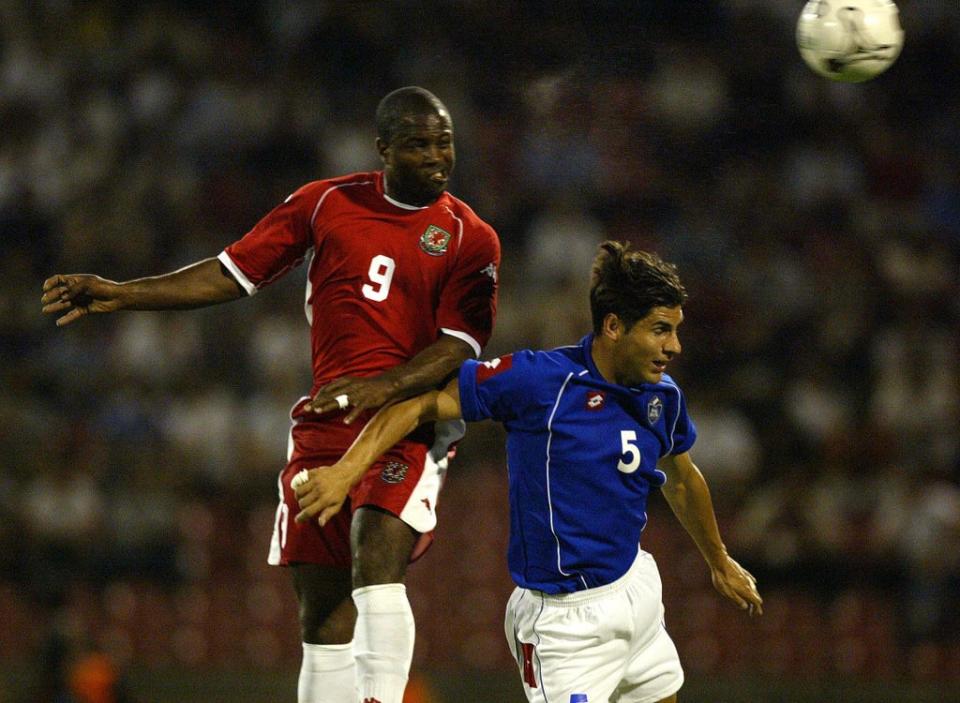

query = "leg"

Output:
[[351, 505, 419, 587], [291, 564, 355, 644], [350, 506, 419, 703], [291, 564, 357, 702]]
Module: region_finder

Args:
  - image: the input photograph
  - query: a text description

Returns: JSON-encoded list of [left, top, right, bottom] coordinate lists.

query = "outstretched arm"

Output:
[[294, 377, 464, 527], [303, 334, 474, 423], [658, 451, 763, 616], [41, 258, 244, 326]]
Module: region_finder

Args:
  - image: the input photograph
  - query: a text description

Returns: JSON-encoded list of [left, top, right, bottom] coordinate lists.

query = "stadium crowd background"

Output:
[[1, 1, 958, 701]]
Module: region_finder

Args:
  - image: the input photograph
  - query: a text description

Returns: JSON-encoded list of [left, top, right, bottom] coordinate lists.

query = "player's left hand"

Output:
[[303, 375, 398, 424], [292, 463, 357, 527], [710, 555, 763, 617]]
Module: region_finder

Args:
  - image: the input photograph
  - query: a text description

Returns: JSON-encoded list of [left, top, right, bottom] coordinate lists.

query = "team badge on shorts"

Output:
[[381, 461, 409, 484], [420, 225, 451, 255], [585, 390, 606, 411], [647, 396, 663, 425]]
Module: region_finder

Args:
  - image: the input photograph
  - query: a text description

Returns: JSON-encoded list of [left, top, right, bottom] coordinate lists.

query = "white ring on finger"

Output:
[[335, 394, 350, 410]]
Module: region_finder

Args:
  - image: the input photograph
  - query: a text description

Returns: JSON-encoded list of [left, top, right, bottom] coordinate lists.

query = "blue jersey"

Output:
[[458, 334, 696, 594]]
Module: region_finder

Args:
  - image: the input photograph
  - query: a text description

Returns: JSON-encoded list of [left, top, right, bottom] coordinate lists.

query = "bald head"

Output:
[[376, 86, 451, 145]]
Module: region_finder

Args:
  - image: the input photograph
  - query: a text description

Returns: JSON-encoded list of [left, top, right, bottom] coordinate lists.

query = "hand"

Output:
[[41, 274, 122, 327], [292, 464, 357, 527], [303, 375, 398, 424], [710, 555, 763, 617]]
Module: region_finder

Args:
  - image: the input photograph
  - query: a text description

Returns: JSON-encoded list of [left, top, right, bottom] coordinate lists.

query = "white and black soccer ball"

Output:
[[796, 0, 904, 83]]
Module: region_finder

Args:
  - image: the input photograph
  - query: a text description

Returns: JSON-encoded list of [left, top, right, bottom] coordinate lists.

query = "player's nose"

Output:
[[664, 333, 681, 356]]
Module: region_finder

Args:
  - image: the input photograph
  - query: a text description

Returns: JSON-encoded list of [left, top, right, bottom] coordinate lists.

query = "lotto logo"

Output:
[[585, 390, 605, 410]]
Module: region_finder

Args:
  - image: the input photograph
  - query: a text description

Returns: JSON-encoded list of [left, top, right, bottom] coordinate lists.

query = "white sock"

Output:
[[352, 584, 415, 703], [298, 642, 355, 703]]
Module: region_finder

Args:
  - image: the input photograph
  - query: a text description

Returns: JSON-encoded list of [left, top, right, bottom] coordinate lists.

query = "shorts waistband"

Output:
[[536, 548, 651, 607]]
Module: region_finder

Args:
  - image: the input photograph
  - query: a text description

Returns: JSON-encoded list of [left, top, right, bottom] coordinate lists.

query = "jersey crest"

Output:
[[420, 224, 452, 255], [647, 396, 663, 425], [381, 461, 409, 484]]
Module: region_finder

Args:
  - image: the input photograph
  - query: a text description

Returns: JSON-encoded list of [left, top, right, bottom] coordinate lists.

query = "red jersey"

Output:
[[218, 171, 500, 413]]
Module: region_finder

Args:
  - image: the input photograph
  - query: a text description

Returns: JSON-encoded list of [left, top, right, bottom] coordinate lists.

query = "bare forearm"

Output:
[[339, 392, 441, 477], [375, 334, 473, 400], [662, 467, 728, 568], [116, 258, 243, 310]]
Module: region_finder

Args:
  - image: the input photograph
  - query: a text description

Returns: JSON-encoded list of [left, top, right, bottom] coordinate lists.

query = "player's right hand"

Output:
[[41, 274, 122, 326], [292, 464, 354, 527], [710, 555, 763, 617]]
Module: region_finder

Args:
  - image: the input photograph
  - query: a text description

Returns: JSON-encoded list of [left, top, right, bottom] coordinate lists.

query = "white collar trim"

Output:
[[383, 191, 428, 210]]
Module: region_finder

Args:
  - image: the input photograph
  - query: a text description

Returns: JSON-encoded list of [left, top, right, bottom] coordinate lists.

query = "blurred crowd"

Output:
[[2, 0, 960, 682]]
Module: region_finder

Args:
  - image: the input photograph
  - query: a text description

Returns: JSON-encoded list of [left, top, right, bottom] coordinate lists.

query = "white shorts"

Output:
[[504, 549, 683, 703]]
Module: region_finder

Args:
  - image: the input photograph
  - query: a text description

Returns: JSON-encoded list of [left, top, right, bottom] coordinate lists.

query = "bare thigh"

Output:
[[291, 563, 355, 644], [351, 505, 419, 587]]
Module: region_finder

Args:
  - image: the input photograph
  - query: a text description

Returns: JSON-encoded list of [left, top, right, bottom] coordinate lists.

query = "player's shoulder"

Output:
[[298, 171, 380, 197], [519, 344, 587, 379], [283, 171, 376, 200], [657, 373, 684, 392], [472, 348, 580, 398], [441, 193, 498, 236], [649, 373, 688, 407]]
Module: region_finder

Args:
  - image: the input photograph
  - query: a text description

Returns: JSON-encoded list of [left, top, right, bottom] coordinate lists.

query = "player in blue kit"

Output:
[[292, 241, 763, 702]]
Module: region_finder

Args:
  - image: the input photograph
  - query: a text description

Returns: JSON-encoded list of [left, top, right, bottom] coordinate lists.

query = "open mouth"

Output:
[[652, 360, 667, 373]]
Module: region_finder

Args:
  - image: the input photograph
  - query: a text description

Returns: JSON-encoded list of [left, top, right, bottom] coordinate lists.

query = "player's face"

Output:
[[612, 306, 683, 386], [378, 111, 455, 206]]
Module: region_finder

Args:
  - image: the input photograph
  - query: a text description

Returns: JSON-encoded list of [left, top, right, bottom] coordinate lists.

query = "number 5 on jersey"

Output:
[[618, 430, 641, 474], [362, 254, 396, 302]]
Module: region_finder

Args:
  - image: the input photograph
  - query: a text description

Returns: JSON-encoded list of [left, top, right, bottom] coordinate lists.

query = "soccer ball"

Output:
[[796, 0, 904, 83]]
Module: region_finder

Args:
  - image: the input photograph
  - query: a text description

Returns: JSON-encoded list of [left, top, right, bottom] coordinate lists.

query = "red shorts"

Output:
[[267, 409, 464, 569]]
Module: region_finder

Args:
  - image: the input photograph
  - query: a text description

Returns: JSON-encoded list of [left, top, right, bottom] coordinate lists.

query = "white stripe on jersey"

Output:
[[217, 250, 257, 296], [661, 379, 683, 455], [544, 371, 589, 590], [304, 249, 315, 325], [441, 204, 465, 261], [440, 327, 481, 357]]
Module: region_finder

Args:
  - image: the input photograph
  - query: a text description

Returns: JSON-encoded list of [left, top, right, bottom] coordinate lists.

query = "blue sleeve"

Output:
[[670, 388, 697, 455], [458, 350, 539, 423]]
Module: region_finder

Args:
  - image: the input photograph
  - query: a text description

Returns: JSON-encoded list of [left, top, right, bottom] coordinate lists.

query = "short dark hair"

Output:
[[589, 241, 687, 334], [375, 86, 450, 144]]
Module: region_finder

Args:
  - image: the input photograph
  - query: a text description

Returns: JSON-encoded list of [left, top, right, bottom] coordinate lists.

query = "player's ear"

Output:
[[376, 138, 389, 163], [601, 313, 622, 342]]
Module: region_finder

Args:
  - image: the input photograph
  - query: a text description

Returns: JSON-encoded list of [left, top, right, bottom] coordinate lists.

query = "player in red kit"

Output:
[[41, 87, 500, 703]]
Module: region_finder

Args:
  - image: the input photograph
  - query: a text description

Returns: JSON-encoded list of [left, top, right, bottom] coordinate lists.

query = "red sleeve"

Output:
[[218, 183, 316, 295], [437, 219, 500, 355]]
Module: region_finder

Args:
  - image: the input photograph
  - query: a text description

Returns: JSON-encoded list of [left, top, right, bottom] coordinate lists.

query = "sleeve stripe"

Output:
[[440, 328, 481, 357], [217, 251, 257, 296]]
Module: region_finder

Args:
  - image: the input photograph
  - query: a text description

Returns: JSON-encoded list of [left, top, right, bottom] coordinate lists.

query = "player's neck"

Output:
[[590, 336, 617, 384], [383, 183, 439, 209]]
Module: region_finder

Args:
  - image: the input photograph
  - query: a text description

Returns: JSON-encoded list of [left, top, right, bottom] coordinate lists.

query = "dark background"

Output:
[[2, 1, 958, 701]]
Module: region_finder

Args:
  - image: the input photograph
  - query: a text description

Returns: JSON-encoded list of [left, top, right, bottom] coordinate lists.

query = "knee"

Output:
[[299, 595, 356, 645]]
